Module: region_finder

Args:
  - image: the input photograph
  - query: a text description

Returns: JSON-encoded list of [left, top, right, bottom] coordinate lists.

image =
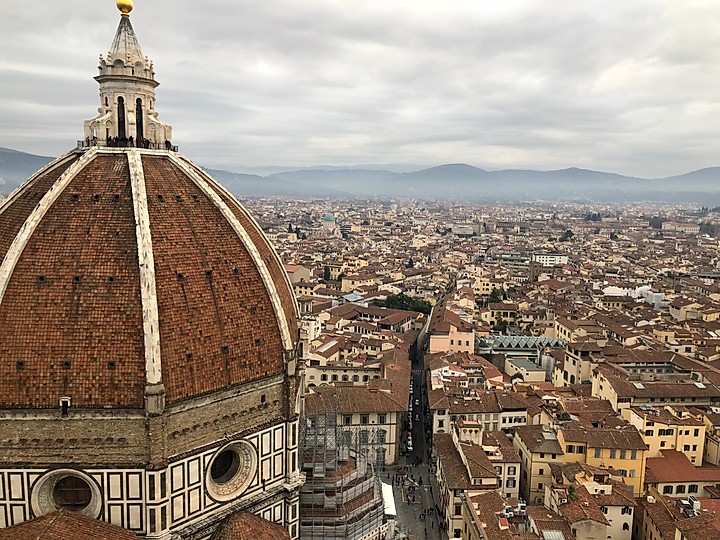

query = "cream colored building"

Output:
[[513, 425, 564, 504], [283, 264, 312, 284], [557, 425, 647, 496], [428, 306, 475, 354], [623, 406, 705, 464], [591, 363, 720, 412], [545, 468, 635, 540], [645, 450, 720, 499], [701, 411, 720, 466], [553, 318, 603, 343], [552, 341, 603, 386], [434, 430, 502, 538], [471, 277, 504, 298]]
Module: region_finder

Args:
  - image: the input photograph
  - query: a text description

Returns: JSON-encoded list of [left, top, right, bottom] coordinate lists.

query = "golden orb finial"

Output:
[[117, 0, 133, 16]]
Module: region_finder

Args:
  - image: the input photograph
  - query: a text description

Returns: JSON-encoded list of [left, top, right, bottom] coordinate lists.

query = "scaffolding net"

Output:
[[299, 410, 387, 540]]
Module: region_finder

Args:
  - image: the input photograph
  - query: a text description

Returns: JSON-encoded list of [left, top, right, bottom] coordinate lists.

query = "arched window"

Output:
[[117, 97, 126, 139], [136, 98, 144, 141]]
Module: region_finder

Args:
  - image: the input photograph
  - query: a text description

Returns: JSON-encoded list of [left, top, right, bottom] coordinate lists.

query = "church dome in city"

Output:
[[0, 3, 303, 539], [0, 147, 298, 408], [0, 2, 298, 410]]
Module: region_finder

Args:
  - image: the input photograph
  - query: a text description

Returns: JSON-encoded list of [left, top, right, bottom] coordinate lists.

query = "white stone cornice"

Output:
[[0, 149, 97, 308], [127, 149, 162, 385], [168, 153, 295, 351]]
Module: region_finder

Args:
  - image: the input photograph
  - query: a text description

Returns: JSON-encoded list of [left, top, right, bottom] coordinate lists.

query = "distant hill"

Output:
[[268, 168, 396, 196], [1, 146, 719, 203], [650, 167, 720, 191], [0, 147, 54, 191]]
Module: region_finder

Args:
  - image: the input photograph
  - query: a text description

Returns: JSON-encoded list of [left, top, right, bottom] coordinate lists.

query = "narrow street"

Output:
[[385, 348, 447, 540]]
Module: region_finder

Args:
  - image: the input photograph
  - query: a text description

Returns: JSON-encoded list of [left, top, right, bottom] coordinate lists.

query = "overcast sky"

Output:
[[1, 1, 718, 177]]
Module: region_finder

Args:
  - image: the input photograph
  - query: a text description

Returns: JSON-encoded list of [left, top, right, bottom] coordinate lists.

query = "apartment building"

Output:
[[557, 424, 647, 495], [513, 425, 564, 504], [623, 405, 705, 464]]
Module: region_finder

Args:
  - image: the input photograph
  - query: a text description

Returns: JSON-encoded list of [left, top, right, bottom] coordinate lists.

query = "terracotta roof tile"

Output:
[[646, 450, 720, 484], [143, 156, 287, 402], [211, 511, 290, 540], [0, 153, 145, 408], [0, 510, 138, 539], [0, 151, 298, 408], [305, 385, 406, 415]]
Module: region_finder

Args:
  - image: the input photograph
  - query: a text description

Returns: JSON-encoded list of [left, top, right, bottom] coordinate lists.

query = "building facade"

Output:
[[0, 2, 302, 538]]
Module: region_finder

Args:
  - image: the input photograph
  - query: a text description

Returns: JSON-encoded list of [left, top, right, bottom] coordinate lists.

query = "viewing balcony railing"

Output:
[[77, 138, 178, 152]]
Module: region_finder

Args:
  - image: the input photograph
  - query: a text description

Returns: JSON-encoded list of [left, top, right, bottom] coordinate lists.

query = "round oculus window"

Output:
[[53, 475, 92, 511], [206, 441, 257, 502], [31, 469, 102, 518], [211, 449, 241, 484]]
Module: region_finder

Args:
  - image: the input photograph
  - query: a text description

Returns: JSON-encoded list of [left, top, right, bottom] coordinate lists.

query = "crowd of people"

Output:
[[82, 136, 175, 150]]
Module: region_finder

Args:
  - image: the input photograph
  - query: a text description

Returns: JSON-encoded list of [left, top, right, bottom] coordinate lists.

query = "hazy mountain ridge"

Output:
[[1, 146, 719, 203], [0, 147, 54, 187]]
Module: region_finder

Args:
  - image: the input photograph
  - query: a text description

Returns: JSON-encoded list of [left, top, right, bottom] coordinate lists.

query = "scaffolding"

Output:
[[299, 411, 388, 540]]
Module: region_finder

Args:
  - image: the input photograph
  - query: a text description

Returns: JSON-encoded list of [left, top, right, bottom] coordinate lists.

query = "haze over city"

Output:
[[5, 2, 720, 539], [1, 0, 719, 177]]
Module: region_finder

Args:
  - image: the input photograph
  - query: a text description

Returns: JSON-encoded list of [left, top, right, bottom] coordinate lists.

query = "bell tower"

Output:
[[83, 0, 173, 148]]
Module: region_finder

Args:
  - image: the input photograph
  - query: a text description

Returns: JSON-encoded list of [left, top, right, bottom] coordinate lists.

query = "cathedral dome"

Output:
[[0, 147, 298, 409], [0, 5, 303, 539], [0, 11, 298, 411]]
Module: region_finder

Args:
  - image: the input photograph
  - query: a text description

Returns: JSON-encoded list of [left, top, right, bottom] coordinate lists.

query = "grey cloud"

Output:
[[0, 0, 718, 177]]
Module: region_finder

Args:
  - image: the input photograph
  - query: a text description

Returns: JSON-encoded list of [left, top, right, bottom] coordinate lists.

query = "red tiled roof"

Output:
[[305, 384, 406, 415], [211, 511, 290, 540], [0, 151, 298, 408], [0, 511, 138, 540], [646, 450, 720, 484]]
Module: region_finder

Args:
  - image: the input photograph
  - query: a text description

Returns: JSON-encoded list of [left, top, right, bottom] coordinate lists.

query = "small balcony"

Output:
[[77, 138, 178, 152]]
